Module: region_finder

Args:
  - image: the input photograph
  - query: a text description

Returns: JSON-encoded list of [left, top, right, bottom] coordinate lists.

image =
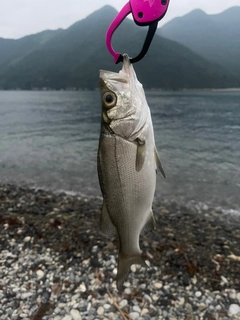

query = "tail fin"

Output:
[[116, 253, 148, 290]]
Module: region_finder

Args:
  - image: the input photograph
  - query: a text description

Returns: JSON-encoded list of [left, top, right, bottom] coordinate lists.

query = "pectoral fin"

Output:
[[154, 146, 166, 179], [99, 200, 116, 237], [135, 138, 146, 172]]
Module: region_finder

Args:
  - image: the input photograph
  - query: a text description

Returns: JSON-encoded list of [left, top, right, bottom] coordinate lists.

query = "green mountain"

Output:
[[159, 7, 240, 79], [0, 5, 239, 90], [0, 29, 63, 70]]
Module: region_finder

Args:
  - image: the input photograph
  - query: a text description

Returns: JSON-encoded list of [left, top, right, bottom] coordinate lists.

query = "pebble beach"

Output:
[[0, 184, 240, 320]]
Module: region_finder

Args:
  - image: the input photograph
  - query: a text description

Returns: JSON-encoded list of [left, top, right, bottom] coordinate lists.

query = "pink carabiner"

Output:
[[131, 0, 170, 25], [106, 2, 131, 64], [106, 0, 170, 63]]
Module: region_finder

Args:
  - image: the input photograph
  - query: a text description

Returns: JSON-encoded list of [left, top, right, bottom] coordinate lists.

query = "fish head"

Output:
[[99, 55, 150, 140]]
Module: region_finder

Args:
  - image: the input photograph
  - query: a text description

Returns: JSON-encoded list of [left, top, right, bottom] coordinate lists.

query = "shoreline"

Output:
[[1, 88, 240, 92], [2, 181, 240, 215], [1, 183, 240, 319]]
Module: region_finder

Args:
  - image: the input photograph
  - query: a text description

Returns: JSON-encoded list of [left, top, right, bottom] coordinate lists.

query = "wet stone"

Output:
[[229, 304, 240, 315], [195, 291, 202, 298], [119, 299, 128, 309], [97, 306, 104, 316], [36, 270, 45, 280], [129, 312, 140, 319], [133, 305, 141, 313], [123, 287, 131, 295], [70, 309, 82, 320]]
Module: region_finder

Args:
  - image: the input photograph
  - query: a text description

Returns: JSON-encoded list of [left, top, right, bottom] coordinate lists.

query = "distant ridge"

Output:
[[159, 6, 240, 79], [0, 6, 239, 90]]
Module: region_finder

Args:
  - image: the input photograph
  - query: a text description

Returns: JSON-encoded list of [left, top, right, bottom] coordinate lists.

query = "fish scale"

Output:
[[97, 55, 165, 289]]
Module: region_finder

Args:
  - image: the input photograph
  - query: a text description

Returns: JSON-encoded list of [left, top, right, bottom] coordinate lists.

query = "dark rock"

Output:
[[182, 275, 190, 286]]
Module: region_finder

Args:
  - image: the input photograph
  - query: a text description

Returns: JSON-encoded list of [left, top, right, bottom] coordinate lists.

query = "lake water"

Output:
[[0, 90, 239, 211]]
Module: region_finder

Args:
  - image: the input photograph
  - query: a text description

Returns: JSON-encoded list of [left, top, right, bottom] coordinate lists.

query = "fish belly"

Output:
[[98, 133, 156, 255]]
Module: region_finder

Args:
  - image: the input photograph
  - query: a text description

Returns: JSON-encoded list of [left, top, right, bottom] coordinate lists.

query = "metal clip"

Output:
[[106, 0, 170, 64]]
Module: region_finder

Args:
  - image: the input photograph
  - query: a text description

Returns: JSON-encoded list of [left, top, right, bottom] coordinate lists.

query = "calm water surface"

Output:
[[0, 90, 239, 210]]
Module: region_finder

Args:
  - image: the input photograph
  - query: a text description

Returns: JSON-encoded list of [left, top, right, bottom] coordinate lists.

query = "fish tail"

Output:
[[116, 253, 148, 290]]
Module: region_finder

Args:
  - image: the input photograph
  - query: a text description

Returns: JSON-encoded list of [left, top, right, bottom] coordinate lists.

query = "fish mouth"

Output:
[[99, 70, 128, 84], [99, 55, 138, 88]]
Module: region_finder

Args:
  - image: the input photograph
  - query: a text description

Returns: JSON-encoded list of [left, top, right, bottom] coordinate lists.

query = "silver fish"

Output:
[[97, 55, 165, 289]]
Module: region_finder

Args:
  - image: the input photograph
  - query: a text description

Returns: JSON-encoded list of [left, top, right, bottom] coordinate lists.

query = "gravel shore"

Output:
[[0, 184, 240, 320]]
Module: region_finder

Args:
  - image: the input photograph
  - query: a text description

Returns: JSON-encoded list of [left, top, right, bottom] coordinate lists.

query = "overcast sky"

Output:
[[1, 0, 240, 39]]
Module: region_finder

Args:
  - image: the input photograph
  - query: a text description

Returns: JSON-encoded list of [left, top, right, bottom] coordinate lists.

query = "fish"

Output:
[[97, 54, 165, 289]]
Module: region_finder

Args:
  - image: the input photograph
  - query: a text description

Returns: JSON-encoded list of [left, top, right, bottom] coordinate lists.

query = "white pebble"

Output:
[[133, 306, 141, 313], [71, 293, 80, 301], [103, 304, 111, 310], [87, 302, 91, 312], [139, 284, 146, 289], [36, 270, 45, 279], [205, 297, 213, 305], [199, 303, 207, 311], [229, 304, 240, 315], [79, 283, 86, 292], [124, 288, 131, 295], [152, 294, 158, 301], [177, 297, 185, 306], [130, 265, 137, 273], [70, 309, 82, 320], [221, 275, 228, 283], [23, 236, 31, 243], [62, 316, 72, 320], [97, 306, 104, 316], [229, 290, 236, 300], [143, 294, 152, 303], [91, 245, 98, 253], [237, 293, 240, 304], [202, 204, 209, 210], [195, 291, 202, 298], [129, 312, 139, 319], [21, 292, 33, 299], [216, 305, 222, 311], [54, 307, 61, 314], [154, 282, 162, 289], [141, 308, 149, 316], [119, 299, 128, 309]]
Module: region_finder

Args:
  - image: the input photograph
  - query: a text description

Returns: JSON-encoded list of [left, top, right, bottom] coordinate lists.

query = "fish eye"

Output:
[[103, 92, 117, 108]]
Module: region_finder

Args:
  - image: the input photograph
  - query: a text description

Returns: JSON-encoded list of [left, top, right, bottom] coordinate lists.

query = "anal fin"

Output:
[[99, 200, 116, 237]]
